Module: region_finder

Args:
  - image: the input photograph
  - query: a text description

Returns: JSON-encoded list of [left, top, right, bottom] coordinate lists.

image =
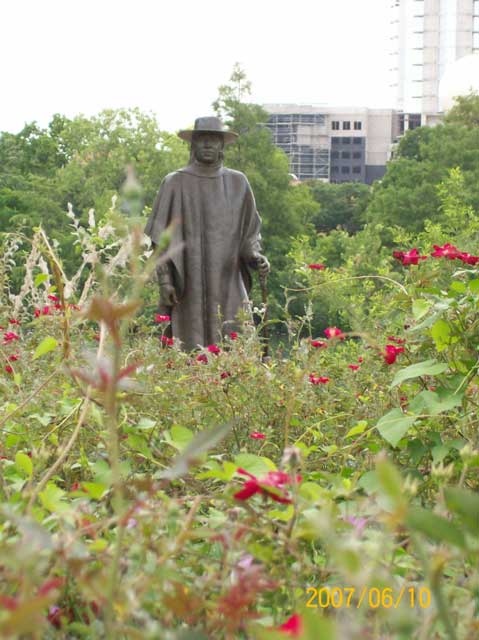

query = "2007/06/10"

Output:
[[306, 586, 431, 609]]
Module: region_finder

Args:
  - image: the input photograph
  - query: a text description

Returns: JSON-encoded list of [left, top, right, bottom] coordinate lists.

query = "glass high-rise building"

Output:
[[390, 0, 479, 120]]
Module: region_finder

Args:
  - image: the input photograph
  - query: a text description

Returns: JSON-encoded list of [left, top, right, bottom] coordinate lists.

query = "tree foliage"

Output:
[[365, 94, 479, 232], [307, 180, 370, 233], [0, 109, 188, 241], [444, 90, 479, 127]]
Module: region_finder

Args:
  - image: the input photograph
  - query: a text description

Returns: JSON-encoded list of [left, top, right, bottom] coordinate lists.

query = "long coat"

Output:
[[144, 162, 263, 350]]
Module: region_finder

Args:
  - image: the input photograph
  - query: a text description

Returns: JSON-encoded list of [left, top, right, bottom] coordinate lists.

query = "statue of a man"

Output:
[[144, 116, 270, 350]]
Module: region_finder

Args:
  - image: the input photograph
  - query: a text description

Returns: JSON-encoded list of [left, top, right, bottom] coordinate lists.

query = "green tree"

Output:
[[444, 91, 479, 128], [51, 108, 189, 217], [0, 109, 189, 280], [365, 97, 479, 232], [307, 180, 370, 232]]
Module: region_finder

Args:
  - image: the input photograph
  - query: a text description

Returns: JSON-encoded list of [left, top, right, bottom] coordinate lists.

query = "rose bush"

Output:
[[0, 191, 478, 639]]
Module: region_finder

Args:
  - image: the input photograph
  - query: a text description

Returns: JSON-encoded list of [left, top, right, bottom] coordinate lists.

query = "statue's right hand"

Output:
[[159, 283, 178, 306]]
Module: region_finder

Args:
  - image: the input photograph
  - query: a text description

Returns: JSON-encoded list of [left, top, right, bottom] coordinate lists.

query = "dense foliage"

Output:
[[1, 74, 479, 640], [0, 170, 478, 638], [306, 181, 370, 234], [365, 93, 479, 232]]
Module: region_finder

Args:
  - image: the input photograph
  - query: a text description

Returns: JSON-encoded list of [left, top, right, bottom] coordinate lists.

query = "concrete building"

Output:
[[263, 104, 401, 184], [390, 0, 479, 123]]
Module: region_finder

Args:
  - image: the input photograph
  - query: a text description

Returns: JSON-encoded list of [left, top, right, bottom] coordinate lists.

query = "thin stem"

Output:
[[412, 534, 458, 640], [0, 369, 58, 431], [104, 343, 125, 639], [285, 274, 410, 296], [26, 396, 89, 513]]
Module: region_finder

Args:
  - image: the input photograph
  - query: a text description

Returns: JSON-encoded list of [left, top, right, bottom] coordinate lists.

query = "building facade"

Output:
[[390, 0, 479, 121], [264, 104, 401, 184]]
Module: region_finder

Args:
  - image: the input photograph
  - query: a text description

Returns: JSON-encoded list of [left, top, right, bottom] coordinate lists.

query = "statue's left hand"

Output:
[[249, 252, 270, 277]]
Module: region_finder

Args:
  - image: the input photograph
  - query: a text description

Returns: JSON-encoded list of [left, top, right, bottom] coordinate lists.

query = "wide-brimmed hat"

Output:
[[178, 116, 238, 145]]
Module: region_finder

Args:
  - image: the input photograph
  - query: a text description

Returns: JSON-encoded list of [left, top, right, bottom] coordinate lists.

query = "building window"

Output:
[[408, 113, 422, 129], [353, 138, 362, 144], [352, 166, 361, 174], [331, 151, 339, 159], [341, 166, 350, 174], [342, 137, 351, 144], [331, 137, 341, 144], [354, 121, 362, 130], [331, 166, 339, 174], [353, 151, 362, 159], [332, 121, 340, 130], [341, 151, 350, 159], [342, 121, 351, 130]]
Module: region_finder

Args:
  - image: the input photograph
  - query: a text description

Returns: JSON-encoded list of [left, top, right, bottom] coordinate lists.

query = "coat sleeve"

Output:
[[238, 176, 264, 294], [144, 174, 185, 296], [239, 177, 263, 262]]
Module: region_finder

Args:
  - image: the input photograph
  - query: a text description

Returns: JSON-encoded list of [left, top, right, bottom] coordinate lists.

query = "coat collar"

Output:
[[178, 161, 225, 178]]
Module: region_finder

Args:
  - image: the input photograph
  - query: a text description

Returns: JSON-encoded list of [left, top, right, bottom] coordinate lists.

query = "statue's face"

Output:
[[192, 132, 224, 164]]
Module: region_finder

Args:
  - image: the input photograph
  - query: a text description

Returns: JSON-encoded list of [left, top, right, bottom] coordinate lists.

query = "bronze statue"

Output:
[[144, 116, 270, 351]]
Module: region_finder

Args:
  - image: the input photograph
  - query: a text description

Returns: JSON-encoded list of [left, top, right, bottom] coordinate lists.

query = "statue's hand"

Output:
[[159, 283, 178, 307], [248, 252, 270, 277]]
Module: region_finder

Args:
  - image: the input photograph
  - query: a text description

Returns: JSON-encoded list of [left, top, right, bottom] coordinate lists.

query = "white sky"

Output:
[[0, 0, 394, 134]]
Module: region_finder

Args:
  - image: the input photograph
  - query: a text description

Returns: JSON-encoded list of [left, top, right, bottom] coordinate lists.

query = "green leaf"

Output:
[[321, 444, 337, 455], [34, 273, 48, 287], [32, 336, 58, 360], [376, 409, 416, 447], [39, 483, 69, 513], [358, 470, 380, 494], [376, 458, 404, 505], [136, 417, 156, 430], [160, 422, 232, 480], [299, 482, 327, 502], [412, 299, 432, 320], [431, 444, 451, 464], [267, 504, 294, 521], [15, 452, 33, 477], [430, 319, 452, 352], [234, 453, 276, 476], [469, 279, 479, 293], [406, 506, 466, 548], [407, 439, 427, 465], [196, 460, 237, 481], [449, 280, 466, 294], [88, 538, 108, 552], [406, 313, 440, 333], [408, 389, 463, 415], [127, 434, 152, 458], [82, 482, 108, 500], [444, 486, 479, 535], [345, 420, 368, 438], [390, 359, 448, 389], [92, 459, 113, 485], [31, 413, 53, 426], [164, 425, 193, 451]]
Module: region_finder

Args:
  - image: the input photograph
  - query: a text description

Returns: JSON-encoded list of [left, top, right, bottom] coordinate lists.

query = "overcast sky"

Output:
[[1, 0, 394, 134]]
